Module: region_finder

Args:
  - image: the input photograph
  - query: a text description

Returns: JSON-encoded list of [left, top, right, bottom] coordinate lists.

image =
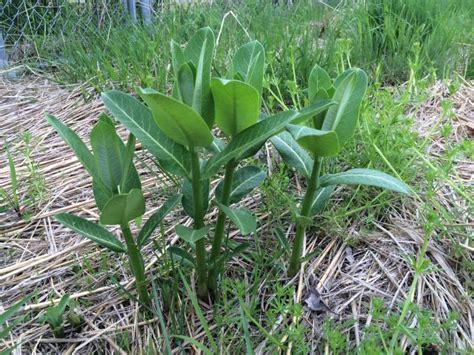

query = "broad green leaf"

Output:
[[100, 189, 146, 225], [308, 65, 332, 102], [310, 186, 335, 215], [211, 78, 260, 137], [46, 114, 96, 178], [319, 168, 410, 194], [181, 178, 210, 218], [287, 125, 340, 157], [215, 166, 266, 204], [177, 63, 195, 107], [175, 225, 210, 244], [231, 40, 265, 98], [138, 88, 213, 148], [137, 193, 181, 248], [290, 99, 336, 125], [322, 69, 368, 146], [184, 27, 215, 127], [333, 69, 353, 88], [170, 40, 186, 77], [170, 40, 186, 100], [271, 131, 313, 179], [55, 213, 126, 253], [203, 110, 299, 178], [90, 114, 123, 193], [217, 203, 257, 235], [101, 91, 191, 177]]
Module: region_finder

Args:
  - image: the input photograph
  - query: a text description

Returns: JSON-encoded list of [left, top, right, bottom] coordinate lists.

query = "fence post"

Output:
[[139, 0, 152, 26], [0, 29, 8, 70], [128, 0, 137, 24]]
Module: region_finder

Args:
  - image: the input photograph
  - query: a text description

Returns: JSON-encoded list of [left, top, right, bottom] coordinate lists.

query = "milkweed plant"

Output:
[[47, 27, 409, 305]]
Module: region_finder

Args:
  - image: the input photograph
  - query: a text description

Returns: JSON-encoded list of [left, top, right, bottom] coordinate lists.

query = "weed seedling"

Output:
[[41, 294, 70, 338]]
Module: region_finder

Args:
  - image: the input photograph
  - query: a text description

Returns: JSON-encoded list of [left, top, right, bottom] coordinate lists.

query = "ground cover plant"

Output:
[[0, 1, 472, 353]]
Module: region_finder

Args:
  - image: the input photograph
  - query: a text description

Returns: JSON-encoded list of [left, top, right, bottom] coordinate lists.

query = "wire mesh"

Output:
[[0, 0, 156, 63]]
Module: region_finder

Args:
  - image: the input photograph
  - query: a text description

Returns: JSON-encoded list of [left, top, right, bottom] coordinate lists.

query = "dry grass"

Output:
[[0, 76, 472, 353]]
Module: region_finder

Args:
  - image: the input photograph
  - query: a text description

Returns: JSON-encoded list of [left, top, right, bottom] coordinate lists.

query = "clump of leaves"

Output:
[[102, 28, 332, 299], [46, 113, 180, 309], [272, 65, 411, 276], [41, 294, 70, 338]]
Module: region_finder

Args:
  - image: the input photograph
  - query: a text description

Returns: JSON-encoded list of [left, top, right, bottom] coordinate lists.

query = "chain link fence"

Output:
[[0, 0, 166, 66]]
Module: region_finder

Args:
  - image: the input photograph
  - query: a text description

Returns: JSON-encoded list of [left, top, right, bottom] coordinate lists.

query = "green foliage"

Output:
[[138, 88, 213, 148], [0, 295, 32, 354], [41, 295, 70, 338], [273, 64, 410, 276], [47, 113, 179, 309]]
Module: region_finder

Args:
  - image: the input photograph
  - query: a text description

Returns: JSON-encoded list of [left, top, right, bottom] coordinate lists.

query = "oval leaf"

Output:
[[55, 213, 126, 253], [271, 131, 314, 179], [176, 225, 210, 244], [100, 189, 146, 225], [230, 40, 265, 97], [177, 63, 195, 107], [101, 91, 191, 177], [287, 125, 340, 157], [203, 109, 299, 178], [322, 69, 368, 146], [308, 65, 332, 102], [90, 114, 124, 193], [138, 88, 213, 148], [217, 203, 257, 235], [184, 27, 215, 127], [319, 168, 410, 194], [215, 166, 266, 204], [211, 78, 260, 137]]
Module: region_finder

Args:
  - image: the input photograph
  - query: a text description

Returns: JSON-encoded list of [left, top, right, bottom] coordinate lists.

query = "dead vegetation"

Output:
[[0, 76, 472, 353]]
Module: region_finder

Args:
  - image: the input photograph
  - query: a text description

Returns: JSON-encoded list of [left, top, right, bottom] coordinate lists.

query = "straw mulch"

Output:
[[0, 77, 472, 353]]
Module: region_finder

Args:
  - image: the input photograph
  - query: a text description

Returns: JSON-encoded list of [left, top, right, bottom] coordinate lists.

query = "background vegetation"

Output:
[[1, 0, 472, 353]]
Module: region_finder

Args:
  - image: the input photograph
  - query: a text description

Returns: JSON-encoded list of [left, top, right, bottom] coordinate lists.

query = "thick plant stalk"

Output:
[[288, 157, 322, 277], [190, 147, 208, 299], [121, 223, 151, 306], [208, 159, 236, 293]]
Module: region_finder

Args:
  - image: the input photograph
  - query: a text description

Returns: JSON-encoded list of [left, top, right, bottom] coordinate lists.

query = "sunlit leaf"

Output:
[[138, 88, 213, 148], [102, 91, 191, 176], [211, 78, 260, 137]]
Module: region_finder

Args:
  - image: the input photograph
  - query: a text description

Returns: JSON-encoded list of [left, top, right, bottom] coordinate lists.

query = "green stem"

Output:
[[208, 158, 236, 293], [121, 223, 151, 307], [190, 147, 208, 299], [288, 157, 322, 277]]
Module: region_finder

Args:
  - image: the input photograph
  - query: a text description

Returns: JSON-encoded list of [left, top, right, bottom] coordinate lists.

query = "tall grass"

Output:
[[31, 0, 472, 95]]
